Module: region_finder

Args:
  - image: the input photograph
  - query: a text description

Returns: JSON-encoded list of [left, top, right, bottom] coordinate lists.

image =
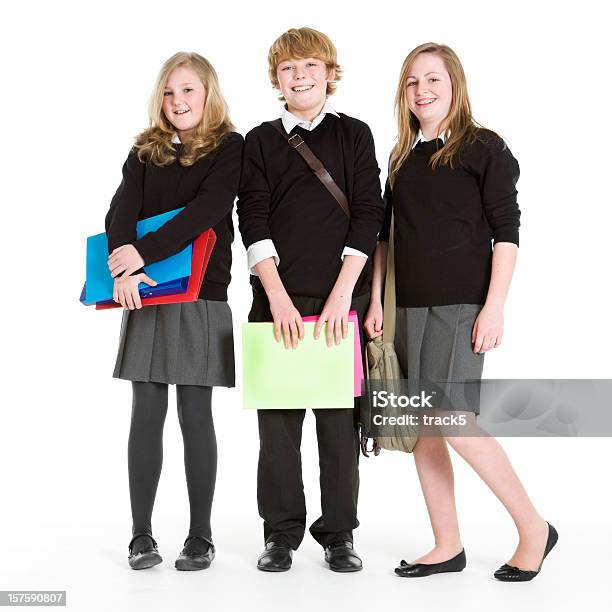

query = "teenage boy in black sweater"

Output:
[[237, 27, 385, 573]]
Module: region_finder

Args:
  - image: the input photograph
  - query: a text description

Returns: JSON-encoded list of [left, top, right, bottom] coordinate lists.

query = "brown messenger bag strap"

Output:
[[268, 119, 350, 219]]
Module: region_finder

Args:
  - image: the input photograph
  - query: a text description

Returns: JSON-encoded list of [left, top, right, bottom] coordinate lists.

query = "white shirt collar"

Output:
[[281, 101, 340, 134], [171, 133, 181, 144], [411, 129, 447, 149]]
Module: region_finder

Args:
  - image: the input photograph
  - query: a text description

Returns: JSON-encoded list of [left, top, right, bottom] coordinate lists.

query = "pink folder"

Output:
[[302, 310, 364, 397]]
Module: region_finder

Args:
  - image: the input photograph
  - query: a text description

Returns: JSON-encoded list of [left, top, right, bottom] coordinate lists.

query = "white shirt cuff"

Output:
[[341, 246, 368, 261], [247, 239, 280, 276]]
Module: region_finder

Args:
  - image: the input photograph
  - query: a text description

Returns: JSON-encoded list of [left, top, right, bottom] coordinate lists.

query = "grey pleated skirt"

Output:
[[394, 304, 484, 413], [113, 299, 235, 387]]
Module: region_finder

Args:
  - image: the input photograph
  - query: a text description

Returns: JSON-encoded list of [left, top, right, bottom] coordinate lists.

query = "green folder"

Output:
[[242, 322, 355, 410]]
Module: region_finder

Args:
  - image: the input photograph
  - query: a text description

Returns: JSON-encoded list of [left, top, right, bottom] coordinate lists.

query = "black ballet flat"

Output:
[[128, 534, 163, 570], [494, 522, 558, 582], [395, 549, 466, 577], [175, 535, 215, 571]]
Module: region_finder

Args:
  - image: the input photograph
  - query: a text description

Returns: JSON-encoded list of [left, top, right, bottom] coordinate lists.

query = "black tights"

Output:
[[128, 381, 217, 542]]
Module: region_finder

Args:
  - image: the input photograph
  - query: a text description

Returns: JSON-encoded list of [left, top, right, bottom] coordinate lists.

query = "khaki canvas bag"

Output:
[[364, 208, 418, 454]]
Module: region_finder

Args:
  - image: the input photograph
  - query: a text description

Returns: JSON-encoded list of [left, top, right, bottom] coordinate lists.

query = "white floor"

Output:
[[1, 515, 609, 612], [1, 435, 610, 611]]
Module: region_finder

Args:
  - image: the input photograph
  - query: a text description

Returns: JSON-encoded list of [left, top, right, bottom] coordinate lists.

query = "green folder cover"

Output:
[[242, 322, 355, 410]]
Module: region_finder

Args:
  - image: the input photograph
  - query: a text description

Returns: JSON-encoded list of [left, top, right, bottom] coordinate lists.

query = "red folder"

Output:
[[96, 229, 216, 310]]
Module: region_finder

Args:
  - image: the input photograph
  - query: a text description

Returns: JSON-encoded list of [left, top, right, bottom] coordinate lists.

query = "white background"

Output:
[[1, 0, 611, 610]]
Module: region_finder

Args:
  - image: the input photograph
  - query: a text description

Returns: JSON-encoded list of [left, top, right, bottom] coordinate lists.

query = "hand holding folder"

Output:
[[81, 207, 216, 308], [83, 208, 192, 305], [302, 310, 364, 397], [242, 314, 360, 410], [95, 229, 215, 310]]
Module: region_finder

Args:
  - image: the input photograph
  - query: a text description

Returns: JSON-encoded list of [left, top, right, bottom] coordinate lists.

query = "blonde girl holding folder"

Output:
[[104, 52, 243, 570]]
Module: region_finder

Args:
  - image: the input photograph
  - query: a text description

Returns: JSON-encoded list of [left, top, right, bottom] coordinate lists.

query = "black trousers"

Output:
[[128, 382, 217, 543], [248, 290, 370, 549]]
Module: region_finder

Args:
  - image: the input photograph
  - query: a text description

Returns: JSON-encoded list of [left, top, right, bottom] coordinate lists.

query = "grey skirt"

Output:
[[113, 299, 235, 387], [394, 304, 484, 413]]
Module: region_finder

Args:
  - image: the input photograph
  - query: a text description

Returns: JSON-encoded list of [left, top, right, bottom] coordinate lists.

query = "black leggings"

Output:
[[128, 381, 217, 542]]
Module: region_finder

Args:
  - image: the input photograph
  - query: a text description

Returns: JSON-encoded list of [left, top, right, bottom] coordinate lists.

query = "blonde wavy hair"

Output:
[[390, 43, 496, 184], [135, 52, 234, 167], [268, 27, 342, 100]]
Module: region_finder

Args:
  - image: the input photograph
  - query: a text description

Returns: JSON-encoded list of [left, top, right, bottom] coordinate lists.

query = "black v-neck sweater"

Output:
[[104, 132, 243, 301], [237, 113, 385, 299], [379, 129, 521, 307]]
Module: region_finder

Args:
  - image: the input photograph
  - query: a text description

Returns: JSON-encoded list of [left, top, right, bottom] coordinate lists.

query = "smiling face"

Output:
[[276, 57, 335, 121], [162, 65, 207, 142], [405, 53, 452, 136]]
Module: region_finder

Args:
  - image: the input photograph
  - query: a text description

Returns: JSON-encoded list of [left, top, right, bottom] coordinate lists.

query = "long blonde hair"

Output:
[[390, 43, 494, 184], [135, 52, 235, 167]]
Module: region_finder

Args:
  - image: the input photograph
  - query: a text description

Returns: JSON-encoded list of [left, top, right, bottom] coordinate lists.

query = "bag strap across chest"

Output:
[[267, 119, 350, 219]]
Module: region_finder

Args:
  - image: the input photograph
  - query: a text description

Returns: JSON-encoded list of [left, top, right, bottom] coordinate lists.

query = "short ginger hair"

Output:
[[267, 27, 342, 97]]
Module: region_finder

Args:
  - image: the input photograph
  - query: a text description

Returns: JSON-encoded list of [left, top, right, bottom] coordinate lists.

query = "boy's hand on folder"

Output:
[[108, 244, 145, 278], [315, 291, 351, 347], [269, 293, 304, 350], [113, 273, 157, 310]]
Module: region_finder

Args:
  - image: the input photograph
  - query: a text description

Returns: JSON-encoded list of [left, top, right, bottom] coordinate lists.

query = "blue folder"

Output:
[[83, 208, 192, 305]]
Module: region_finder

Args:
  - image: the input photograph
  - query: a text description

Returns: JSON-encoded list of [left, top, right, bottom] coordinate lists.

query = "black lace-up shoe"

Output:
[[257, 542, 293, 572], [324, 541, 363, 572]]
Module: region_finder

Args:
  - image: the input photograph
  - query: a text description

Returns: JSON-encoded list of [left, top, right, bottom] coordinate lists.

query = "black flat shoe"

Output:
[[494, 522, 558, 582], [395, 549, 466, 577], [175, 535, 215, 571], [257, 542, 293, 572], [128, 534, 163, 570], [324, 541, 363, 572]]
